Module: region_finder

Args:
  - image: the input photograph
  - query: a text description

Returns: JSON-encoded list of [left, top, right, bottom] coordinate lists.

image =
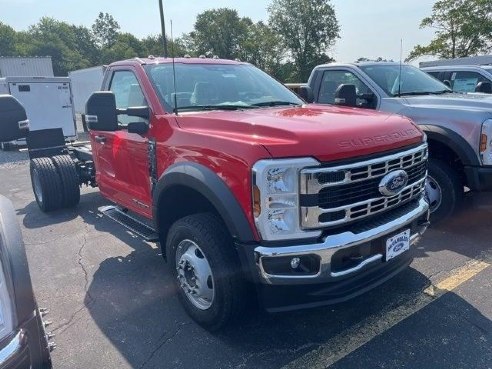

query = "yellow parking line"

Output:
[[281, 259, 490, 369]]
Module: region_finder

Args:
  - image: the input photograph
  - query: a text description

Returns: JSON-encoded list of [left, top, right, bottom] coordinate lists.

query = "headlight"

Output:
[[480, 119, 492, 165], [252, 158, 321, 241], [0, 258, 15, 341]]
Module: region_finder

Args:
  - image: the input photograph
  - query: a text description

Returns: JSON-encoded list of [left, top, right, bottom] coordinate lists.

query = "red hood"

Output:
[[175, 104, 423, 162]]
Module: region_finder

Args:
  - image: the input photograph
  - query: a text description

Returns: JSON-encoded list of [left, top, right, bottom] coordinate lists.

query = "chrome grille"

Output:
[[300, 144, 428, 229]]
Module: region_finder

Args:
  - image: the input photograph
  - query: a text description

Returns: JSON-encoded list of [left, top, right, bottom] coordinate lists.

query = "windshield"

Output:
[[145, 63, 303, 113], [482, 66, 492, 75], [359, 64, 452, 97]]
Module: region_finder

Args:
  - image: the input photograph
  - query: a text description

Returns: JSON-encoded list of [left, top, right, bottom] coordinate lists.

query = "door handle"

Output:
[[94, 135, 106, 144]]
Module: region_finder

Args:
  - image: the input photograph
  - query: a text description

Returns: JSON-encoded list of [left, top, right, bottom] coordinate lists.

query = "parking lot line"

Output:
[[281, 259, 490, 369]]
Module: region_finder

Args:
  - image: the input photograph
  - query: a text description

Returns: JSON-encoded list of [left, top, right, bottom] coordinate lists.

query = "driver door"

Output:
[[91, 68, 152, 216]]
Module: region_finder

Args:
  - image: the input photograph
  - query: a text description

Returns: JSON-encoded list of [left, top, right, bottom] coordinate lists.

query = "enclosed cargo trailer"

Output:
[[69, 66, 105, 115], [0, 77, 76, 149]]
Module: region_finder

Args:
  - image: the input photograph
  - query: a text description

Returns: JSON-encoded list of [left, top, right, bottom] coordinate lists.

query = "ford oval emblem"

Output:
[[379, 170, 409, 197]]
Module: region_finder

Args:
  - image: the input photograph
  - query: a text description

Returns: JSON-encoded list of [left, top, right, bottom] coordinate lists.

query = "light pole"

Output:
[[159, 0, 168, 57]]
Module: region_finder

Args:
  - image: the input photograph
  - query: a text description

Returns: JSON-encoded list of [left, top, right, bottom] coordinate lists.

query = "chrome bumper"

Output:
[[254, 197, 430, 285]]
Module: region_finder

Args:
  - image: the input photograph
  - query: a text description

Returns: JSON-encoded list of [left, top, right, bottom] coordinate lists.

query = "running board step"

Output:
[[98, 205, 158, 242]]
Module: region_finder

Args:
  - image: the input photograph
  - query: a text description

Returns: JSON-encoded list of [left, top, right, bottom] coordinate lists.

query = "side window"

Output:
[[450, 71, 489, 93], [319, 70, 377, 109], [109, 70, 148, 125], [426, 71, 441, 79]]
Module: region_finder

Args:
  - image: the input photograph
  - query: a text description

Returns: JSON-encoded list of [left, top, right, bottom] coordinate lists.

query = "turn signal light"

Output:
[[253, 185, 261, 217], [480, 134, 488, 153]]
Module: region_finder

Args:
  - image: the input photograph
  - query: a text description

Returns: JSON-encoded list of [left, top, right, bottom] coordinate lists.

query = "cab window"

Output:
[[109, 70, 148, 125], [450, 71, 490, 93]]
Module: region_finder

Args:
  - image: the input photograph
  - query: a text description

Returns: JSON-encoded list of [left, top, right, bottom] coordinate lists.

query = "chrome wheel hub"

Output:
[[175, 240, 214, 310], [425, 175, 442, 212]]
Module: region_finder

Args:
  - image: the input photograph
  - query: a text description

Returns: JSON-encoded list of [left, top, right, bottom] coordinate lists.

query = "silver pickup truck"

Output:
[[302, 62, 492, 222]]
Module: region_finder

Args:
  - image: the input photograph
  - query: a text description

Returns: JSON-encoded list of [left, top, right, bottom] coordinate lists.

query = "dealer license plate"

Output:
[[385, 229, 410, 261]]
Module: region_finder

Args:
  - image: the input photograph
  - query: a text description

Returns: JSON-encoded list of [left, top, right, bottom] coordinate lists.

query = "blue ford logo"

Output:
[[379, 170, 409, 197]]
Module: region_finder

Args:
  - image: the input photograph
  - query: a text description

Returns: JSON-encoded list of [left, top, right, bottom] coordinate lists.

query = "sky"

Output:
[[0, 0, 437, 64]]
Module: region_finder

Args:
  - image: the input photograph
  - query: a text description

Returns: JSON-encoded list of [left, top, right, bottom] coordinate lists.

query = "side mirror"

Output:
[[334, 84, 357, 107], [475, 81, 492, 94], [298, 86, 314, 103], [127, 121, 149, 134], [85, 91, 118, 131], [0, 95, 29, 142]]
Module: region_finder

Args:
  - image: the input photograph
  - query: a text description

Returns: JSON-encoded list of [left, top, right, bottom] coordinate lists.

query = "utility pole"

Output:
[[159, 0, 168, 57]]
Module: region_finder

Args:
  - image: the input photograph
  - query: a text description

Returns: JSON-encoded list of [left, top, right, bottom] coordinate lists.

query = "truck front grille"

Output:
[[300, 144, 428, 229]]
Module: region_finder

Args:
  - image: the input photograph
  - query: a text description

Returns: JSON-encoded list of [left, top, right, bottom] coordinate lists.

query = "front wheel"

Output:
[[425, 158, 463, 223], [166, 213, 247, 331]]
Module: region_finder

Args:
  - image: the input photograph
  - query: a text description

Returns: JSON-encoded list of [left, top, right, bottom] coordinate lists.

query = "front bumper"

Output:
[[464, 165, 492, 191], [0, 331, 29, 369], [238, 197, 429, 311]]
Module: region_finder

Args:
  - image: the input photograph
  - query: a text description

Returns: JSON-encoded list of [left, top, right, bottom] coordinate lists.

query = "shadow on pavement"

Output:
[[415, 193, 492, 261], [83, 246, 491, 369]]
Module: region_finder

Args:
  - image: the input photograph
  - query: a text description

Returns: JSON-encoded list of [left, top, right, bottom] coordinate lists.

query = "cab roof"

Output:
[[110, 57, 248, 67]]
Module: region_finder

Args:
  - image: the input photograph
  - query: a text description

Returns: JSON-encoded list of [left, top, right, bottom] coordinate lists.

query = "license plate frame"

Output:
[[385, 229, 410, 261]]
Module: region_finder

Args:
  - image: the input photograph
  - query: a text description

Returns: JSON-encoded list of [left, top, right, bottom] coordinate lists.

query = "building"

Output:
[[0, 56, 54, 77]]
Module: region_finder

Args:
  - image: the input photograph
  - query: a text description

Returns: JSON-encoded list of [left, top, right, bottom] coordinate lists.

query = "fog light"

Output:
[[290, 257, 301, 269]]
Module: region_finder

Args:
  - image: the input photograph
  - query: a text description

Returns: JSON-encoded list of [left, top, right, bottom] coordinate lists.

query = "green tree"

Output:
[[190, 8, 251, 59], [407, 0, 492, 61], [0, 22, 18, 56], [268, 0, 340, 81], [26, 17, 94, 75], [240, 21, 285, 77], [141, 34, 189, 57], [92, 12, 120, 48]]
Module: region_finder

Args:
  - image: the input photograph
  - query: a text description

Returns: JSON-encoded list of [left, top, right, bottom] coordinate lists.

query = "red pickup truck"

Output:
[[0, 57, 430, 330]]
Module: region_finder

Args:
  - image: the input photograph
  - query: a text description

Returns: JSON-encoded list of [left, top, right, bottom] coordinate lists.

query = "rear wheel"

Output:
[[426, 158, 463, 223], [30, 158, 64, 212], [51, 155, 80, 208], [166, 213, 247, 331]]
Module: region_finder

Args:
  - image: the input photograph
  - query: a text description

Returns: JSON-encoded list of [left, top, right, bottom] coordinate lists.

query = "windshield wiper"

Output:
[[428, 90, 452, 95], [398, 90, 451, 97], [174, 105, 255, 113], [250, 101, 301, 107]]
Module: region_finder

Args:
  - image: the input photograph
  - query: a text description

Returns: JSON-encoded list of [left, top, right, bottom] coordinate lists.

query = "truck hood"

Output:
[[399, 93, 491, 150], [403, 93, 492, 114], [176, 105, 423, 162]]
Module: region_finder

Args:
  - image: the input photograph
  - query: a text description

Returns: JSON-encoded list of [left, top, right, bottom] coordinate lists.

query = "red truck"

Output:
[[0, 57, 430, 330]]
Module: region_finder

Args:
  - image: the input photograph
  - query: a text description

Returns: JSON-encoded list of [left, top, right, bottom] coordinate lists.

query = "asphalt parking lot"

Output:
[[0, 149, 491, 369]]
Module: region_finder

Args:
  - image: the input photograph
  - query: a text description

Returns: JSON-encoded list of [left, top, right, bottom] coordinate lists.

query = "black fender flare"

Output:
[[420, 124, 479, 167], [152, 162, 255, 243], [0, 195, 36, 324]]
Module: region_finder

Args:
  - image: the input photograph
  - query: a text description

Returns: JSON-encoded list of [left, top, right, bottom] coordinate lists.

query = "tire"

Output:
[[30, 158, 64, 212], [426, 158, 463, 223], [166, 213, 247, 331], [51, 155, 80, 208]]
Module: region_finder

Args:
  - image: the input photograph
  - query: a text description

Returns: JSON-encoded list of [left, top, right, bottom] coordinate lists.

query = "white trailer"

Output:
[[69, 66, 106, 115], [0, 77, 76, 148]]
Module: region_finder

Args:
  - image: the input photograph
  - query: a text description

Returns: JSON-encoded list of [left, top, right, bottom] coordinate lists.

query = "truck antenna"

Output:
[[398, 39, 403, 97], [170, 20, 178, 116]]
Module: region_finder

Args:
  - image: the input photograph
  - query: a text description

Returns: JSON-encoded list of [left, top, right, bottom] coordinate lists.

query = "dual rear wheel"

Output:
[[30, 155, 80, 212]]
